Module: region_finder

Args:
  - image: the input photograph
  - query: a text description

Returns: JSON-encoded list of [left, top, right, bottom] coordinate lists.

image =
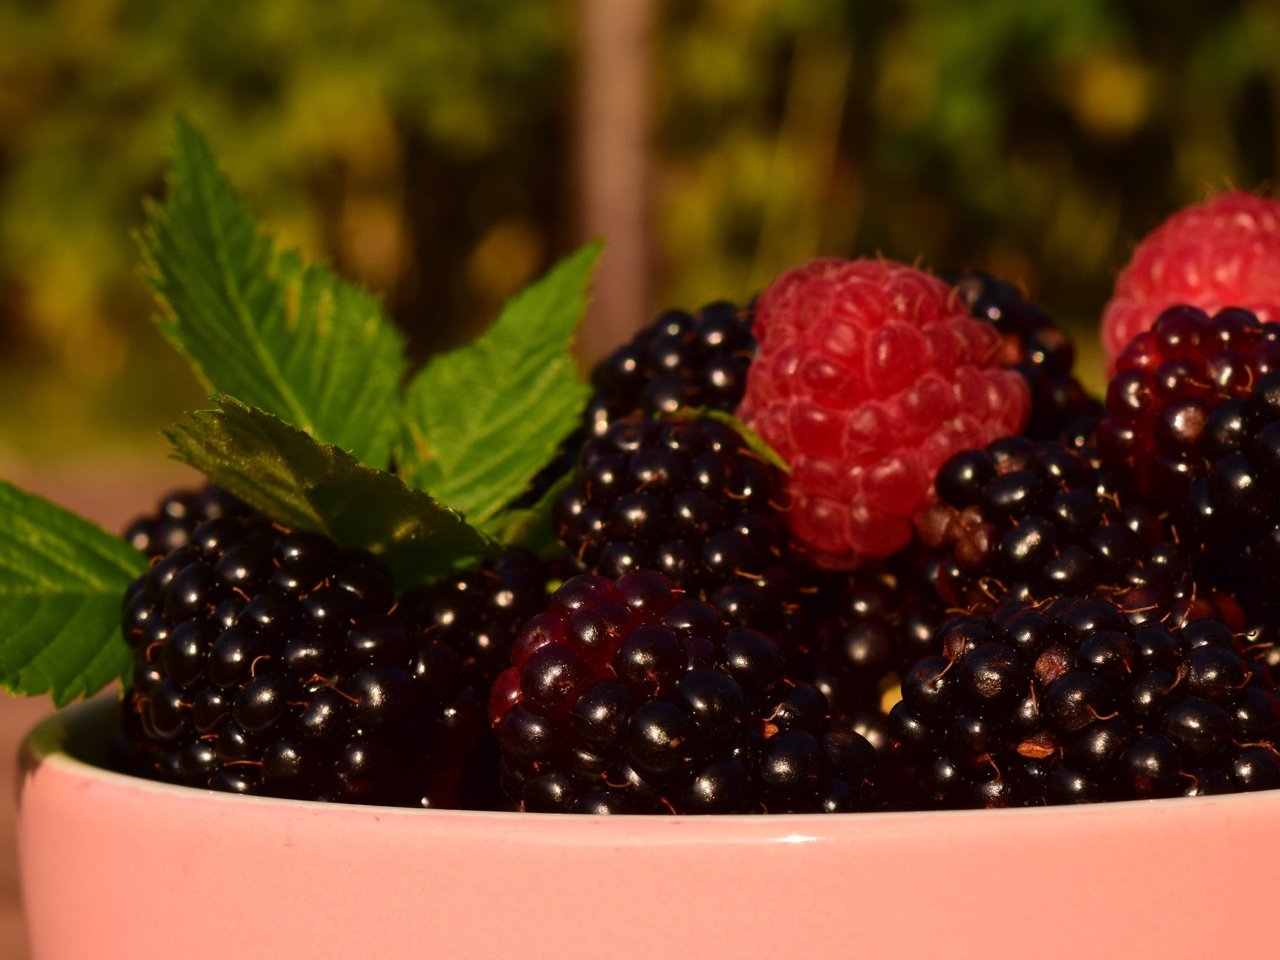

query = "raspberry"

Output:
[[122, 484, 254, 561], [738, 258, 1028, 569], [585, 301, 755, 437], [489, 571, 878, 813], [950, 272, 1102, 441], [917, 436, 1203, 620], [115, 518, 486, 808], [551, 416, 795, 635], [890, 597, 1280, 808], [1102, 191, 1280, 364]]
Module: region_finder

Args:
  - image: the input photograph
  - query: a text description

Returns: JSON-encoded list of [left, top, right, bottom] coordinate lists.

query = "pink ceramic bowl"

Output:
[[16, 699, 1280, 960]]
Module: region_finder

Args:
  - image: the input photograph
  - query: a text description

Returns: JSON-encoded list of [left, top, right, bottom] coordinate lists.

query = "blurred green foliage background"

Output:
[[1, 0, 1277, 462]]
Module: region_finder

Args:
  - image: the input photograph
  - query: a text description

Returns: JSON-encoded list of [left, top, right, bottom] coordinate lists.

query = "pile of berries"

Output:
[[116, 190, 1280, 814]]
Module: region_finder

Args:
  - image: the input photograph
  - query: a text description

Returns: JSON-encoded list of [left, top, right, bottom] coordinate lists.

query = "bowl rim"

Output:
[[21, 696, 1280, 831]]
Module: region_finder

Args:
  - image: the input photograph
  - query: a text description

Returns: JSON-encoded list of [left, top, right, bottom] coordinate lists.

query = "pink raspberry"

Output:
[[1102, 190, 1280, 365], [736, 258, 1028, 570]]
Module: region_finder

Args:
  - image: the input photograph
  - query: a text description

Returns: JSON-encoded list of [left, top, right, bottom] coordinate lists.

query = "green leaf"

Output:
[[0, 479, 147, 705], [398, 242, 600, 523], [700, 409, 793, 475], [480, 468, 574, 558], [140, 117, 407, 468], [166, 397, 494, 586]]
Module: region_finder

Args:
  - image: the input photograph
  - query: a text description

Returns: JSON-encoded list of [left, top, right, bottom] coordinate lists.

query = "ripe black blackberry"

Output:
[[509, 301, 755, 510], [396, 548, 551, 807], [585, 301, 755, 438], [399, 548, 550, 690], [122, 484, 254, 560], [950, 272, 1102, 442], [798, 560, 946, 731], [489, 570, 878, 814], [889, 596, 1280, 808], [114, 516, 485, 808], [552, 416, 794, 634], [915, 436, 1201, 620]]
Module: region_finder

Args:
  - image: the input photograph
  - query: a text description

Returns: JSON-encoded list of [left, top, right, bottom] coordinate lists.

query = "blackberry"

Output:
[[399, 548, 550, 690], [889, 596, 1280, 808], [510, 302, 756, 510], [115, 518, 483, 808], [551, 416, 794, 634], [585, 301, 755, 438], [489, 571, 878, 813], [1096, 305, 1280, 507], [916, 436, 1200, 619], [950, 272, 1103, 442], [1096, 306, 1280, 612], [799, 560, 946, 727], [122, 484, 254, 560], [396, 548, 552, 807]]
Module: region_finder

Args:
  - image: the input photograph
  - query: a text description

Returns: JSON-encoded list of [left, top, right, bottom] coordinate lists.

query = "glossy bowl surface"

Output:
[[17, 699, 1280, 959]]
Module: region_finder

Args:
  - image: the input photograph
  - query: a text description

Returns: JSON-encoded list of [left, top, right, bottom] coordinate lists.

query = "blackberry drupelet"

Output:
[[889, 596, 1280, 808], [122, 484, 254, 560], [951, 272, 1102, 442], [489, 570, 878, 813], [585, 301, 755, 438], [916, 436, 1199, 619], [115, 517, 484, 808], [551, 416, 794, 634]]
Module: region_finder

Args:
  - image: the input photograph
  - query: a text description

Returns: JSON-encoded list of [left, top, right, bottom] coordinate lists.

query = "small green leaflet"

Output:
[[698, 409, 792, 475], [166, 397, 495, 586], [0, 480, 147, 705], [141, 117, 407, 468], [399, 242, 601, 528], [480, 469, 574, 560]]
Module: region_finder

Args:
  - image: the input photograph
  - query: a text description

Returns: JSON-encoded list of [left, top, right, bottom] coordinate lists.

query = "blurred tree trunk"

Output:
[[575, 0, 655, 365]]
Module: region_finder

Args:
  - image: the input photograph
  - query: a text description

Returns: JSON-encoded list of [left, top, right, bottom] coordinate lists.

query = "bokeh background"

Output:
[[3, 0, 1280, 470], [0, 1, 1278, 953]]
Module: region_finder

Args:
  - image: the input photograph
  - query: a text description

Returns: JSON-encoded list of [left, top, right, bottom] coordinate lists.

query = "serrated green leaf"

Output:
[[0, 479, 147, 705], [166, 397, 494, 585], [140, 117, 407, 467], [398, 242, 600, 522]]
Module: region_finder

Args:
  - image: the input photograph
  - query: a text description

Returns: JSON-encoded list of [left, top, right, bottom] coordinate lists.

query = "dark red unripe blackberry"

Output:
[[490, 571, 877, 814], [585, 302, 755, 438], [889, 596, 1280, 808], [1097, 306, 1280, 615], [951, 272, 1103, 442], [122, 484, 254, 561], [552, 417, 793, 634], [1097, 305, 1280, 508], [114, 517, 486, 809], [917, 436, 1200, 620]]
